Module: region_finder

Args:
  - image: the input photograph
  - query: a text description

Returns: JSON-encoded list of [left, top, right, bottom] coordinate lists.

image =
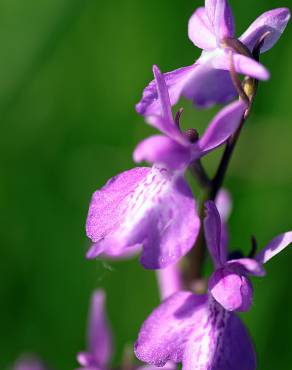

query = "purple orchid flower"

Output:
[[134, 65, 247, 171], [156, 189, 231, 300], [77, 290, 112, 370], [134, 201, 292, 369], [77, 289, 176, 370], [86, 165, 200, 269], [86, 66, 245, 269], [136, 1, 290, 113], [204, 201, 292, 312], [135, 292, 256, 370]]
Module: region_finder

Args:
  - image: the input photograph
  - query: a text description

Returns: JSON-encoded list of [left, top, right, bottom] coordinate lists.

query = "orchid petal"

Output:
[[205, 0, 235, 41], [134, 292, 208, 366], [193, 99, 246, 158], [240, 8, 291, 53], [188, 7, 217, 50], [77, 290, 112, 368], [86, 167, 150, 243], [182, 61, 237, 107], [183, 299, 256, 370], [133, 135, 191, 170], [209, 267, 253, 312], [136, 65, 197, 116], [255, 231, 292, 264], [86, 166, 200, 269], [204, 201, 226, 267], [210, 49, 270, 80]]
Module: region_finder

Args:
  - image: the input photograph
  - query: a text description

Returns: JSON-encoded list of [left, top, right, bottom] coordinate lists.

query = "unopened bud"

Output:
[[242, 77, 256, 100]]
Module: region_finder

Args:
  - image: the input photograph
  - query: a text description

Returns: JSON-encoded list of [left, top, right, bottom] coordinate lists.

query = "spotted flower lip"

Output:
[[86, 165, 200, 269], [204, 201, 292, 312], [134, 65, 247, 171], [134, 291, 257, 370], [136, 1, 290, 113]]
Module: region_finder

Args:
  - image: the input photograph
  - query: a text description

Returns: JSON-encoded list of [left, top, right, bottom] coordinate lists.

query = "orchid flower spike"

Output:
[[204, 201, 292, 312], [134, 65, 247, 171], [136, 1, 290, 113], [86, 66, 245, 269]]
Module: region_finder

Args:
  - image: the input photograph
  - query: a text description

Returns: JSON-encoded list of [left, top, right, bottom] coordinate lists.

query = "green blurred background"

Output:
[[0, 0, 291, 368]]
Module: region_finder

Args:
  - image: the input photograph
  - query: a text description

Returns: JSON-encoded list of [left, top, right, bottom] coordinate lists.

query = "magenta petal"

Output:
[[87, 166, 199, 269], [182, 63, 237, 107], [134, 292, 208, 366], [86, 167, 150, 244], [204, 201, 226, 267], [209, 267, 253, 312], [136, 65, 197, 116], [240, 8, 291, 53], [188, 7, 217, 49], [183, 299, 256, 370], [211, 50, 270, 80], [255, 231, 292, 264], [194, 99, 246, 157], [216, 313, 256, 370], [138, 172, 200, 269], [133, 135, 191, 170], [205, 0, 235, 41], [77, 290, 112, 368]]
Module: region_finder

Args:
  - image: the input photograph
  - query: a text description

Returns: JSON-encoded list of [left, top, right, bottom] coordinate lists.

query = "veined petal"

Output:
[[205, 0, 234, 41], [211, 49, 270, 80], [209, 267, 253, 312], [193, 99, 246, 158], [133, 135, 191, 170], [136, 65, 197, 116], [204, 201, 226, 268], [86, 166, 200, 269], [134, 291, 208, 366], [255, 231, 292, 264], [183, 305, 256, 370], [188, 7, 217, 50], [86, 167, 150, 243], [156, 263, 183, 300], [77, 290, 112, 368], [240, 8, 291, 53]]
